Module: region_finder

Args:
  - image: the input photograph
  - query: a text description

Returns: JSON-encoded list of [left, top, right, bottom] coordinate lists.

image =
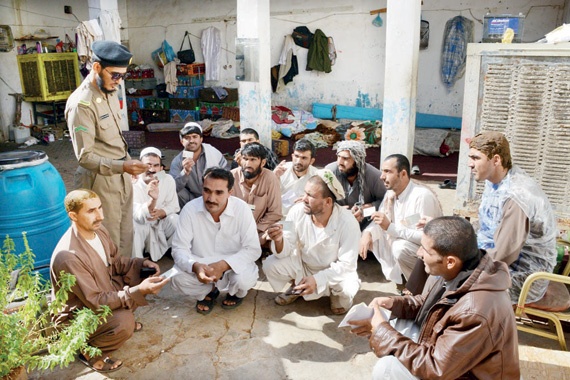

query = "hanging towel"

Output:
[[164, 60, 179, 94], [441, 16, 473, 88]]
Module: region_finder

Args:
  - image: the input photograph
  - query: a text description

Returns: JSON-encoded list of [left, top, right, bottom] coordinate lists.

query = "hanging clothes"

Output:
[[441, 16, 473, 88], [201, 27, 221, 81], [275, 35, 299, 93], [98, 10, 122, 43], [307, 29, 332, 73], [76, 20, 103, 70], [164, 60, 179, 95]]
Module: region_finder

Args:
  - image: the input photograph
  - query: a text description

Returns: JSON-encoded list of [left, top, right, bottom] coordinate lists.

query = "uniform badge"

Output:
[[100, 114, 109, 120], [96, 97, 102, 104], [78, 100, 90, 107]]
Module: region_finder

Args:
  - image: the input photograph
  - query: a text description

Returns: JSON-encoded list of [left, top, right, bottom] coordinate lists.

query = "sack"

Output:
[[152, 40, 176, 68], [177, 31, 196, 64], [292, 26, 314, 49]]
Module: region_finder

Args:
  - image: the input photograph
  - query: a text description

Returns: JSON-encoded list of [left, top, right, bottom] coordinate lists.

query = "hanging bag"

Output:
[[177, 31, 196, 64]]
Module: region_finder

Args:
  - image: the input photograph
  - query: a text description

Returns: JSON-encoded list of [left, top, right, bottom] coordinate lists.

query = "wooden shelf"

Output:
[[15, 36, 59, 41]]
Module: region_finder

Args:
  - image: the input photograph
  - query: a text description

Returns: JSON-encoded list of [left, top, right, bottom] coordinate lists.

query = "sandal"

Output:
[[78, 353, 123, 373], [439, 179, 456, 189], [275, 286, 301, 306], [330, 295, 349, 315], [134, 321, 143, 333], [196, 288, 220, 315], [221, 294, 244, 310]]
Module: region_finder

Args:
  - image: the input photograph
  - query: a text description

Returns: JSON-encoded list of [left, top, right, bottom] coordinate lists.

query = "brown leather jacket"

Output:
[[370, 254, 520, 379]]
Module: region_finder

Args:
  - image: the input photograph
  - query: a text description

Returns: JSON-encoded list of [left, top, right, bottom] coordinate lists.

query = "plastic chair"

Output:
[[515, 257, 570, 350]]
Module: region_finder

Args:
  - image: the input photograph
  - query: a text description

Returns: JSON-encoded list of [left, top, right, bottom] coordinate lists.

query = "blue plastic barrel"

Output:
[[0, 151, 70, 279]]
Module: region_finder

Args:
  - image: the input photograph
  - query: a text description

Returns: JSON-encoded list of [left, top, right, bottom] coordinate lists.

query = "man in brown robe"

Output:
[[50, 189, 168, 373]]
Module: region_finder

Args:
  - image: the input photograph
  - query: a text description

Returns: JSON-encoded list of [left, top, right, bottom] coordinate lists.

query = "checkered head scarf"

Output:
[[336, 140, 367, 205]]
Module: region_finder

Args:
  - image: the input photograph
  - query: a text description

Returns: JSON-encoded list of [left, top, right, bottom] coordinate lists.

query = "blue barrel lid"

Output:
[[0, 150, 46, 165]]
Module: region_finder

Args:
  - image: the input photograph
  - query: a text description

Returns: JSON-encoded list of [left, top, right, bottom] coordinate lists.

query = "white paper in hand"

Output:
[[338, 302, 373, 327], [338, 302, 391, 328], [363, 206, 376, 218], [161, 266, 180, 279]]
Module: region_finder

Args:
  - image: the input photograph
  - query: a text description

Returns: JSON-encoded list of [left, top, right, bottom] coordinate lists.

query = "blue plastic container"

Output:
[[0, 151, 70, 279]]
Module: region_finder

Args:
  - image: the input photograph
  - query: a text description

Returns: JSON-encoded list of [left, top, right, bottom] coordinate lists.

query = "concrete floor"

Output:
[[1, 138, 570, 379]]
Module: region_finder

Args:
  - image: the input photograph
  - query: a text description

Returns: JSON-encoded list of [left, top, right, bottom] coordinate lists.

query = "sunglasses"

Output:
[[104, 68, 127, 81]]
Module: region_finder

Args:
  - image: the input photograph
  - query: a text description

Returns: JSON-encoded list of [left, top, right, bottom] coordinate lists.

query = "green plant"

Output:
[[0, 233, 111, 377]]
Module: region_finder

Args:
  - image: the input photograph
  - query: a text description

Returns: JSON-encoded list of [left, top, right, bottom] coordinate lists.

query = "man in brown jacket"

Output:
[[50, 189, 169, 373], [349, 216, 520, 379]]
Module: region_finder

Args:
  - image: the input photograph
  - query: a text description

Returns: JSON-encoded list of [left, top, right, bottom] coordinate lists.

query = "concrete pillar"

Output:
[[236, 0, 272, 148], [381, 0, 422, 164], [88, 0, 129, 131]]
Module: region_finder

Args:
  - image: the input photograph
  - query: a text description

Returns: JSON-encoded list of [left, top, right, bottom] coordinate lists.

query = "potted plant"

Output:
[[1, 234, 110, 379]]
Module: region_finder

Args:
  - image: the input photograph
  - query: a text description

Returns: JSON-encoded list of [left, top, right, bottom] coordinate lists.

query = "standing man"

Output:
[[51, 189, 168, 373], [170, 168, 261, 314], [263, 169, 361, 315], [66, 40, 147, 257], [231, 142, 282, 245], [132, 147, 179, 261], [169, 122, 228, 208], [359, 154, 442, 283], [325, 140, 386, 229], [273, 139, 318, 217], [231, 128, 280, 170], [349, 217, 520, 379], [468, 131, 558, 303]]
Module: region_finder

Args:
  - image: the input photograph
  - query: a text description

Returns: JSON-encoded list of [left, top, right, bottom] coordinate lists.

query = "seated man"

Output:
[[359, 154, 442, 283], [325, 140, 386, 229], [169, 122, 228, 208], [231, 142, 283, 245], [263, 169, 361, 315], [132, 147, 180, 261], [349, 216, 520, 379], [468, 131, 558, 303], [230, 127, 279, 170], [170, 168, 261, 314], [51, 189, 168, 373], [273, 139, 318, 217]]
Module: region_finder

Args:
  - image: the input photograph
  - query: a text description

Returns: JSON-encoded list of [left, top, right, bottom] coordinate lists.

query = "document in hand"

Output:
[[338, 302, 391, 328], [161, 266, 180, 279]]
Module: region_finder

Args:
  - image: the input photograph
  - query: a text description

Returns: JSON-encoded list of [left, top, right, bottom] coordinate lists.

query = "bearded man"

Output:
[[325, 140, 386, 229], [231, 142, 282, 246]]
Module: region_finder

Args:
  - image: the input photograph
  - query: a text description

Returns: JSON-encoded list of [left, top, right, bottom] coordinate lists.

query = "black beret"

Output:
[[92, 40, 132, 67]]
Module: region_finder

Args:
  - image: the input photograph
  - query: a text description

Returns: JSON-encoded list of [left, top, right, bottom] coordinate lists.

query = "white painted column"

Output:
[[88, 0, 129, 131], [236, 0, 272, 148], [381, 0, 422, 164]]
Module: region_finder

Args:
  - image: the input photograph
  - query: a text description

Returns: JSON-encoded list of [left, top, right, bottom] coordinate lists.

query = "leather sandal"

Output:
[[78, 353, 123, 373], [275, 286, 301, 306], [221, 294, 244, 309], [196, 288, 220, 315]]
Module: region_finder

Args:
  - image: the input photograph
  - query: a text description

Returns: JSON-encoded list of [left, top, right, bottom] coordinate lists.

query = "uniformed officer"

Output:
[[65, 40, 147, 257]]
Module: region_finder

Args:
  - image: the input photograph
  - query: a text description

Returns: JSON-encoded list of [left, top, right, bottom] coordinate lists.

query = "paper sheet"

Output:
[[338, 302, 391, 328], [161, 266, 180, 279]]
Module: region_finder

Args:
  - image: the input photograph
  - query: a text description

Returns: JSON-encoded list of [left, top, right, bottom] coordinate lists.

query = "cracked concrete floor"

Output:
[[2, 139, 570, 379]]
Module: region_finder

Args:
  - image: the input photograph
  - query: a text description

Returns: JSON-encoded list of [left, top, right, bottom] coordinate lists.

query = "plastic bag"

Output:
[[151, 40, 176, 68]]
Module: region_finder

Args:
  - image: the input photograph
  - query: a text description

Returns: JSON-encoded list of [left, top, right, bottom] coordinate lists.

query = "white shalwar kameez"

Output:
[[279, 163, 318, 217], [263, 203, 361, 310], [366, 181, 442, 283], [170, 196, 261, 300], [132, 173, 180, 261]]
